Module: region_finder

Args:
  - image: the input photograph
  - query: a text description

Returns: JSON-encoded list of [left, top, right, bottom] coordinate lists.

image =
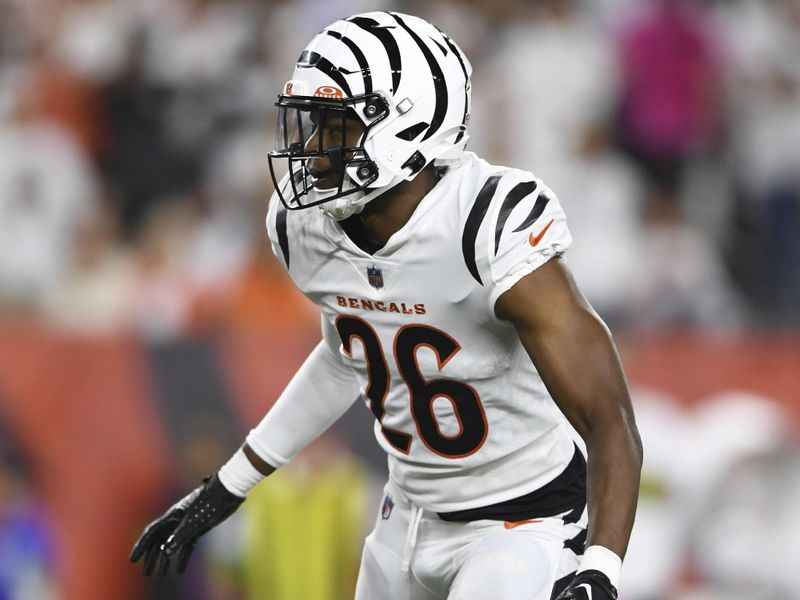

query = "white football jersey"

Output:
[[266, 151, 577, 512]]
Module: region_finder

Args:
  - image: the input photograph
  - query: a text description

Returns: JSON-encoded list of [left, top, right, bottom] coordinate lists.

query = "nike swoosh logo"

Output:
[[503, 519, 543, 529], [528, 218, 554, 247]]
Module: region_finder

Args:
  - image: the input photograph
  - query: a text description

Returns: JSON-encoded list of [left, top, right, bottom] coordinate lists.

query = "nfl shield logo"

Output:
[[367, 265, 384, 289], [381, 495, 394, 520]]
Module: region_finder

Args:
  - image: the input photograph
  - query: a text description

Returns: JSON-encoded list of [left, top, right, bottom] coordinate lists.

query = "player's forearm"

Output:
[[570, 321, 642, 558], [245, 338, 360, 468], [217, 339, 359, 498], [583, 417, 642, 559]]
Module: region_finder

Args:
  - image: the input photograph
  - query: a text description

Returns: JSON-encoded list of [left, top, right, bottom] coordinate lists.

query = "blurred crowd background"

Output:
[[0, 0, 798, 598]]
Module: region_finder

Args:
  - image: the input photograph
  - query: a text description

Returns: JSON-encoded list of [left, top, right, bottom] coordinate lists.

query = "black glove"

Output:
[[129, 474, 244, 576], [556, 570, 618, 600]]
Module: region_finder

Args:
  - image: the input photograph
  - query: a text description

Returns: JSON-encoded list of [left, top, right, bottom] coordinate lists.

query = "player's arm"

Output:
[[130, 321, 360, 575], [495, 256, 642, 596]]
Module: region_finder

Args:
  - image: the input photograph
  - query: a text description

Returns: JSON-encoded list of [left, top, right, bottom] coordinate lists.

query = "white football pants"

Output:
[[355, 480, 587, 600]]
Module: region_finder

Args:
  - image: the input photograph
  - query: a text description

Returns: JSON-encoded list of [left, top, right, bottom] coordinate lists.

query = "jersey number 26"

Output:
[[336, 315, 488, 458]]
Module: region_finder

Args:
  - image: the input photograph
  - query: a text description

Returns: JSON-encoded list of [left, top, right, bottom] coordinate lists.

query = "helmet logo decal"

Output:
[[314, 85, 344, 99]]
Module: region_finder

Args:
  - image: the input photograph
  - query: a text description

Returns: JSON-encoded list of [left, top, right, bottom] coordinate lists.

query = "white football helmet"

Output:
[[267, 11, 472, 220]]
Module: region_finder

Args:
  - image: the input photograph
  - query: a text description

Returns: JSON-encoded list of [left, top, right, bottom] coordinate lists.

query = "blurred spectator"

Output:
[[686, 393, 797, 599], [624, 390, 792, 600], [23, 31, 108, 161], [179, 186, 253, 304], [0, 73, 99, 314], [101, 31, 199, 237], [240, 434, 369, 600], [143, 0, 258, 89], [0, 426, 58, 600], [403, 0, 501, 67], [40, 201, 134, 335], [615, 0, 725, 194], [477, 0, 618, 180], [690, 448, 800, 599], [52, 0, 135, 85], [623, 388, 692, 599], [591, 0, 642, 24], [189, 128, 319, 336], [626, 186, 746, 328], [184, 129, 273, 302], [719, 0, 800, 320], [547, 123, 645, 324], [203, 238, 319, 337], [125, 199, 198, 340], [142, 0, 261, 150]]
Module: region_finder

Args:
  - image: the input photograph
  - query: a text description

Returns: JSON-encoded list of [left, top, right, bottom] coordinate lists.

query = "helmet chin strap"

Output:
[[319, 125, 468, 221]]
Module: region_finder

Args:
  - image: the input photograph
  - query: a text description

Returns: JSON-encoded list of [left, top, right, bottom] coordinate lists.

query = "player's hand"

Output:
[[129, 474, 244, 576], [555, 570, 618, 600]]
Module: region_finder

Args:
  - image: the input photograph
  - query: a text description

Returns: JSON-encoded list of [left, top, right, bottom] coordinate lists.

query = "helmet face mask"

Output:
[[268, 93, 388, 212], [267, 12, 472, 220]]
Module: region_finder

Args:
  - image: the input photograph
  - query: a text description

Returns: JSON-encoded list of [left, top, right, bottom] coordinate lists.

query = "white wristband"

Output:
[[218, 447, 266, 498], [578, 545, 622, 589]]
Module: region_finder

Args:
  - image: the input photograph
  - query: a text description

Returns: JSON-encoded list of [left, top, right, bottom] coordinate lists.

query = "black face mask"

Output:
[[268, 93, 388, 211]]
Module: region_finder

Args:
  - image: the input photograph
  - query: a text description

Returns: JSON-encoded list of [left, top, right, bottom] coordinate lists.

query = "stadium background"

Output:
[[0, 0, 798, 598]]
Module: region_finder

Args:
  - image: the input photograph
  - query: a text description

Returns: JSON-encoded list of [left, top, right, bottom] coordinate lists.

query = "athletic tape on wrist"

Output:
[[218, 447, 266, 497], [577, 545, 622, 589]]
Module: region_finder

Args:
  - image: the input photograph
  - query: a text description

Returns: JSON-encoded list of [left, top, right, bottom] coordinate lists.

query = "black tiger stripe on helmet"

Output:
[[347, 15, 403, 93], [389, 12, 448, 142], [324, 30, 373, 95]]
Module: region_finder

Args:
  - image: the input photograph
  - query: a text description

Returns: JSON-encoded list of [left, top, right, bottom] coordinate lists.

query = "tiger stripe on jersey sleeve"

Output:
[[487, 177, 572, 309], [511, 189, 550, 234], [461, 174, 502, 285], [494, 180, 538, 255]]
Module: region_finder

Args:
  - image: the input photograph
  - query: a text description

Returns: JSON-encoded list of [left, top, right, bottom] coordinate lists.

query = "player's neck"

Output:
[[352, 166, 440, 252]]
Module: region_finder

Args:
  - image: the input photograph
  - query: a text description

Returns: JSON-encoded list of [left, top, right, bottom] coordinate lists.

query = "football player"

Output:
[[131, 12, 642, 600]]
